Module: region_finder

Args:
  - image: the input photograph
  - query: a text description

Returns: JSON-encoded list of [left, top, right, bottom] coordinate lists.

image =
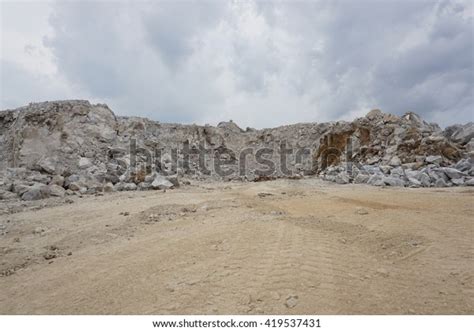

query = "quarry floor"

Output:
[[0, 178, 473, 314]]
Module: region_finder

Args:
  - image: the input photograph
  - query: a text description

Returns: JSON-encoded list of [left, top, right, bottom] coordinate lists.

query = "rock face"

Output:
[[0, 100, 473, 200]]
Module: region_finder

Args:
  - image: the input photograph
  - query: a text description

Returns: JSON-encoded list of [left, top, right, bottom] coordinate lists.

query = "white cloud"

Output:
[[1, 0, 473, 127]]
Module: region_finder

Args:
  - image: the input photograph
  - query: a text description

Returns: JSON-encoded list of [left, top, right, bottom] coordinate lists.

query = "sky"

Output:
[[1, 0, 473, 128]]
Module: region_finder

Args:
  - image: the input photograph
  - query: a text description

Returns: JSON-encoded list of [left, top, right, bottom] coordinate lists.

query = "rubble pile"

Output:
[[0, 100, 472, 201], [317, 109, 474, 187]]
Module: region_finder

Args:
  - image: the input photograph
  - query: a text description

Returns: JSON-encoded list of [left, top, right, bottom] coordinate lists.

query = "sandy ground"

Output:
[[0, 178, 473, 314]]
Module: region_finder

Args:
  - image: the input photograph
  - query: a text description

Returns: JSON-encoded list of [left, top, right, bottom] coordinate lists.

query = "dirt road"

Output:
[[0, 179, 473, 314]]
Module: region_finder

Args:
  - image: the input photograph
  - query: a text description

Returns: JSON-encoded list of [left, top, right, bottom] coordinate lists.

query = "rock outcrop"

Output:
[[0, 100, 472, 200]]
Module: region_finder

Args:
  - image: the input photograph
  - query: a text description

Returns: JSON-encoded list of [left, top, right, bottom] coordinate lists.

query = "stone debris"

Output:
[[257, 192, 274, 198], [285, 295, 299, 308], [151, 175, 174, 190], [0, 101, 472, 202], [355, 208, 369, 215], [43, 245, 59, 260]]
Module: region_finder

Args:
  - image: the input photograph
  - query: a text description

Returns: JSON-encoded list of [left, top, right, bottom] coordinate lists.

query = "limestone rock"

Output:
[[50, 175, 64, 187], [21, 183, 51, 201], [37, 157, 57, 174], [444, 123, 474, 145], [1, 100, 473, 197], [354, 173, 370, 184], [441, 167, 464, 180], [389, 156, 401, 167], [435, 178, 448, 187], [103, 182, 115, 192], [49, 184, 66, 197], [78, 157, 93, 170], [151, 175, 174, 190], [335, 172, 350, 184], [383, 176, 405, 187], [418, 173, 431, 187], [123, 183, 137, 191], [425, 155, 442, 165], [407, 178, 421, 188], [367, 174, 385, 186]]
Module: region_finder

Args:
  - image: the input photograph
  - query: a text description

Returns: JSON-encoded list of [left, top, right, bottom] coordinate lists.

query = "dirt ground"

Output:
[[0, 178, 472, 314]]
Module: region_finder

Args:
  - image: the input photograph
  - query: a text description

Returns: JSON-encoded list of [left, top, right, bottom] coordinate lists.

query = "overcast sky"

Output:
[[1, 0, 473, 128]]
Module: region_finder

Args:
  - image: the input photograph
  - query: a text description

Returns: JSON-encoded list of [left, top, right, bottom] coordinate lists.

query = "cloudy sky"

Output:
[[1, 0, 473, 128]]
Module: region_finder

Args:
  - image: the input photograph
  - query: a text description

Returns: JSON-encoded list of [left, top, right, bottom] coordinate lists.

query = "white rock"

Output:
[[50, 175, 65, 187], [454, 159, 472, 173], [390, 167, 405, 177], [78, 157, 93, 170], [465, 178, 474, 186], [418, 173, 431, 187], [441, 167, 464, 180], [425, 155, 442, 165], [354, 174, 370, 184], [21, 183, 50, 201], [435, 178, 448, 187], [123, 183, 137, 191], [38, 157, 57, 174], [383, 176, 405, 187], [151, 175, 174, 190], [389, 156, 401, 167], [367, 175, 385, 186], [335, 172, 350, 184], [49, 184, 66, 197], [366, 156, 380, 165], [68, 182, 85, 192], [380, 165, 392, 174], [451, 178, 464, 186], [408, 177, 421, 187]]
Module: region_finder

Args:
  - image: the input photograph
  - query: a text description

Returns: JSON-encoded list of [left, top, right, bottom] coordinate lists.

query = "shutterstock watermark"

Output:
[[108, 137, 364, 180]]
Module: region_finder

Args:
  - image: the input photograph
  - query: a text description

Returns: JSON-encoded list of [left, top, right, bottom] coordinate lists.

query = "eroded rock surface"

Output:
[[1, 100, 473, 201]]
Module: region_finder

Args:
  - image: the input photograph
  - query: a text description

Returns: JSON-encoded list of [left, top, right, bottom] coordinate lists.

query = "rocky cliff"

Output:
[[0, 100, 473, 201]]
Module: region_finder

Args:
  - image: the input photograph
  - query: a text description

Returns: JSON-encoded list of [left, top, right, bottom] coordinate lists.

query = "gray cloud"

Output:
[[142, 1, 226, 67], [0, 59, 74, 107], [1, 0, 473, 127]]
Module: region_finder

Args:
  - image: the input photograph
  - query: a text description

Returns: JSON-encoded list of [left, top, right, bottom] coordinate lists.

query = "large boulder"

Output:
[[49, 184, 66, 197], [353, 173, 370, 184], [151, 175, 174, 190], [418, 173, 431, 187], [407, 177, 421, 188], [123, 183, 137, 191], [440, 167, 464, 180], [383, 176, 405, 187], [435, 178, 448, 187], [444, 123, 474, 145], [335, 172, 350, 184], [37, 157, 58, 174], [367, 174, 385, 186], [50, 175, 65, 187], [454, 158, 473, 174], [425, 155, 442, 165], [21, 183, 51, 201]]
